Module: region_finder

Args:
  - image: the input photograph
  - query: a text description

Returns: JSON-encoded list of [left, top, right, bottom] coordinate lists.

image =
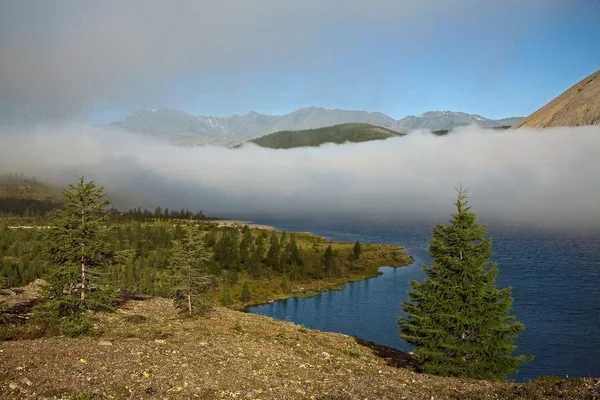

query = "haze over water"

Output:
[[248, 220, 600, 382]]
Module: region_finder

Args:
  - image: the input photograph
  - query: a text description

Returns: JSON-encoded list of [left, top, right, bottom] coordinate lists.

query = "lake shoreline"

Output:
[[232, 221, 416, 311], [242, 259, 416, 312]]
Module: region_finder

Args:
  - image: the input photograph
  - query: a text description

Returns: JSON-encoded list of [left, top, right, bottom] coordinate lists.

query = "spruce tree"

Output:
[[239, 281, 251, 304], [398, 188, 531, 380], [322, 245, 335, 279], [221, 284, 233, 306], [353, 241, 362, 260], [239, 225, 254, 266], [249, 232, 267, 278], [168, 226, 212, 315], [35, 177, 117, 321], [266, 231, 281, 270]]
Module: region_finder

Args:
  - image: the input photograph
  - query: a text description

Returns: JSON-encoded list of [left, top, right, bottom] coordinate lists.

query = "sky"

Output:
[[1, 0, 599, 123]]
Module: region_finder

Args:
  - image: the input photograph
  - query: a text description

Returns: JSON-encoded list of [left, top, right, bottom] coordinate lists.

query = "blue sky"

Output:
[[92, 1, 600, 122], [1, 1, 598, 123]]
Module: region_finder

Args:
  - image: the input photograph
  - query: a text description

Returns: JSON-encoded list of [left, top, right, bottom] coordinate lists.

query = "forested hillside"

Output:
[[250, 123, 404, 149], [0, 174, 61, 217]]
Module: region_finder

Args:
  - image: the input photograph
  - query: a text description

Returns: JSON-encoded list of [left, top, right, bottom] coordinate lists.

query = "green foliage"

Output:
[[227, 269, 239, 285], [239, 281, 251, 304], [233, 319, 242, 333], [322, 245, 335, 278], [0, 276, 8, 323], [266, 231, 281, 269], [221, 285, 233, 306], [341, 346, 361, 358], [353, 241, 362, 260], [298, 324, 308, 334], [34, 177, 117, 322], [280, 275, 289, 293], [214, 229, 240, 270], [59, 314, 94, 337], [249, 232, 267, 278], [239, 225, 254, 266], [398, 188, 532, 380], [0, 173, 62, 217], [250, 123, 405, 149], [168, 226, 212, 315]]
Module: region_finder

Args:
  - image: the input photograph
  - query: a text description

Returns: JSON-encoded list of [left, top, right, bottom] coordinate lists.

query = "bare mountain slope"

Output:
[[513, 69, 600, 129]]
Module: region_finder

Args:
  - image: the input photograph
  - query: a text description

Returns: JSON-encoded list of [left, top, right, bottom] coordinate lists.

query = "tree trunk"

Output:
[[187, 265, 192, 315], [81, 256, 86, 300], [81, 209, 86, 300]]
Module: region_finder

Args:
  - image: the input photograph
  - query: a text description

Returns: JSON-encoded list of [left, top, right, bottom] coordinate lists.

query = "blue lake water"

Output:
[[247, 220, 600, 382]]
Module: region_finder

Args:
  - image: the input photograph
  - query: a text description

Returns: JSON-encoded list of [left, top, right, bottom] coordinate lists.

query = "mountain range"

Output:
[[111, 107, 522, 142]]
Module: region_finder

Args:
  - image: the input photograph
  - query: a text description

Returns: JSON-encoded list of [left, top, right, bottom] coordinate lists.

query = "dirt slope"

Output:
[[513, 69, 600, 129], [1, 297, 599, 399]]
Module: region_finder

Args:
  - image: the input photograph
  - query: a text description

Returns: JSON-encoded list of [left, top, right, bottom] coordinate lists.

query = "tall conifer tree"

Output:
[[168, 226, 212, 315], [398, 188, 531, 380], [36, 177, 117, 320]]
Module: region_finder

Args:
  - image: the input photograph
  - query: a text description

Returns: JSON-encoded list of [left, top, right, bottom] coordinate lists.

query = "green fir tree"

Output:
[[266, 231, 281, 270], [34, 177, 117, 322], [353, 241, 362, 260], [398, 188, 532, 380], [168, 226, 212, 315], [322, 245, 335, 279], [221, 284, 233, 306], [239, 225, 254, 266], [239, 281, 251, 304]]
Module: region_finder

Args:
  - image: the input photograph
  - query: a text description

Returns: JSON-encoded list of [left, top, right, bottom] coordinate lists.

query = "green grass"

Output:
[[250, 123, 405, 149], [341, 346, 361, 358]]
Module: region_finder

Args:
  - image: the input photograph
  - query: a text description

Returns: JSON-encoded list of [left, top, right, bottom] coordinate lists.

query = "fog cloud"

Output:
[[1, 123, 598, 233]]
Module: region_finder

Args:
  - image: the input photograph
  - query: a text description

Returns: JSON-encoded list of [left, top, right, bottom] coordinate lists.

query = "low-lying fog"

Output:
[[1, 123, 599, 232]]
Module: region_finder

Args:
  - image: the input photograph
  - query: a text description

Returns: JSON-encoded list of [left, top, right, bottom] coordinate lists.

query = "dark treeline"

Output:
[[0, 198, 63, 218], [0, 173, 213, 221], [0, 173, 62, 218], [107, 206, 212, 222]]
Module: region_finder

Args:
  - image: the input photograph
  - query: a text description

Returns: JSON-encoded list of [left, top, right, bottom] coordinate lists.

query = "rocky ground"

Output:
[[1, 294, 599, 400]]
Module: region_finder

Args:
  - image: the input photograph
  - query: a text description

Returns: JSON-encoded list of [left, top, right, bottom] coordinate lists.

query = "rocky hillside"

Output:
[[513, 69, 600, 129], [1, 290, 599, 399]]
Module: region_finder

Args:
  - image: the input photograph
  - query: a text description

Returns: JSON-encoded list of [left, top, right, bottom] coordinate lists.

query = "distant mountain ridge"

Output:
[[112, 107, 522, 141]]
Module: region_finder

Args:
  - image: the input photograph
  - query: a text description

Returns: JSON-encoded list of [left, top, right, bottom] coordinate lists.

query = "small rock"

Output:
[[98, 340, 113, 346], [20, 377, 32, 387], [245, 391, 255, 398], [199, 342, 207, 346], [8, 382, 20, 391]]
